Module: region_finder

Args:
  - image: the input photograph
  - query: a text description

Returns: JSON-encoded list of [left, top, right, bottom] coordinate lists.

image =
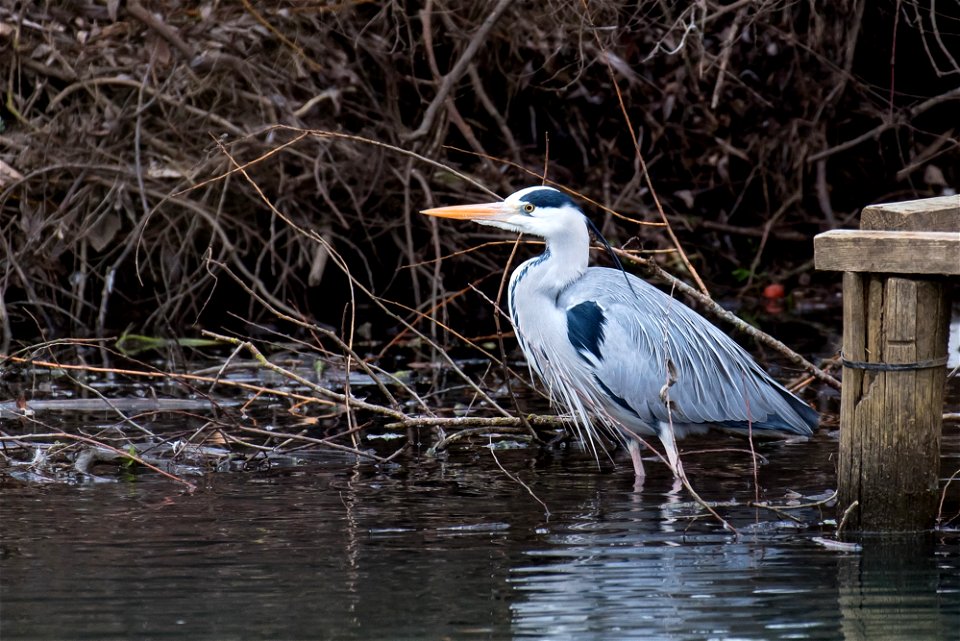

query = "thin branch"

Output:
[[404, 0, 514, 141], [579, 0, 710, 297], [3, 429, 197, 491], [201, 332, 406, 421], [809, 85, 960, 163]]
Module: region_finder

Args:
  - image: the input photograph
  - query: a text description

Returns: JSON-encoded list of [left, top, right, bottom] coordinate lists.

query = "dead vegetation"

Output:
[[0, 2, 957, 504], [0, 0, 957, 347]]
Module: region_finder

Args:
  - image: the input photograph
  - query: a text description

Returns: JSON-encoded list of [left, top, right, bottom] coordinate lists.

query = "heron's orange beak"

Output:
[[420, 202, 509, 220]]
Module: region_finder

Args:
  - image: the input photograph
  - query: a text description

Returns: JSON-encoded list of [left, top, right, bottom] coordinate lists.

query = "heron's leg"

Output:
[[657, 422, 685, 480], [668, 477, 683, 495], [627, 438, 646, 478]]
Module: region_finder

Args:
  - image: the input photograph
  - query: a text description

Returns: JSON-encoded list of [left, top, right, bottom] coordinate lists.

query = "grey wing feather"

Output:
[[558, 268, 818, 436]]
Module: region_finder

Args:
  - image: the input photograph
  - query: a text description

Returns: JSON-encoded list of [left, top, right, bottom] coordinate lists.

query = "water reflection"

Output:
[[512, 539, 836, 640], [510, 510, 959, 640], [1, 434, 958, 640], [837, 536, 959, 641]]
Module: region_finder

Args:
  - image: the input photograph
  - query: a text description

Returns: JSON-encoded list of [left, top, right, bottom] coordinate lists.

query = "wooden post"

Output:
[[815, 195, 959, 531], [835, 272, 949, 530]]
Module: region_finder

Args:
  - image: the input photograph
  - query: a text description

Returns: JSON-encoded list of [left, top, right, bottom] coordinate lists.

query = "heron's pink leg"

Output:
[[658, 422, 685, 480], [627, 438, 645, 478]]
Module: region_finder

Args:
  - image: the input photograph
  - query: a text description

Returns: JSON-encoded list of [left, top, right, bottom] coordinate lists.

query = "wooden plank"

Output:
[[861, 195, 959, 232], [814, 229, 960, 274]]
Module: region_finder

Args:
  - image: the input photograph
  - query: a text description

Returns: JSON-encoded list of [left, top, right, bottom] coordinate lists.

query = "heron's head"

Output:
[[421, 186, 585, 238]]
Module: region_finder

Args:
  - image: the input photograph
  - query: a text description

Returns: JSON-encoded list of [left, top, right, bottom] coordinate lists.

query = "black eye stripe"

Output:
[[518, 188, 576, 209]]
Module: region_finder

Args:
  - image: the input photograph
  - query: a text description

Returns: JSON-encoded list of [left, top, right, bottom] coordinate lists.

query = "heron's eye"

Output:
[[522, 203, 535, 214]]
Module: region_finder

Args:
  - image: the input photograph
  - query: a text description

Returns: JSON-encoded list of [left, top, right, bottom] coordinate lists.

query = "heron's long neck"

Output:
[[509, 222, 590, 306]]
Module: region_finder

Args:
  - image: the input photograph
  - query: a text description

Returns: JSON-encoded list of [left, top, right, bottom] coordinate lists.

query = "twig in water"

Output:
[[836, 500, 859, 536], [488, 438, 550, 518], [1, 429, 196, 491], [237, 425, 388, 463], [936, 466, 960, 529], [201, 331, 406, 421], [429, 426, 535, 453]]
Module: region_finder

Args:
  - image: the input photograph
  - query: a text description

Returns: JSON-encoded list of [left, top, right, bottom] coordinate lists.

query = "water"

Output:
[[2, 429, 958, 640]]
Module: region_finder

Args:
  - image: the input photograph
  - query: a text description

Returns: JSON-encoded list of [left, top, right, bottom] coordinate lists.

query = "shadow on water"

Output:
[[1, 423, 958, 640]]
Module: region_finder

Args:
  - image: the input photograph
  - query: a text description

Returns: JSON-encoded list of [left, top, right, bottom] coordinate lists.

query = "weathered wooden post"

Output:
[[814, 195, 959, 531]]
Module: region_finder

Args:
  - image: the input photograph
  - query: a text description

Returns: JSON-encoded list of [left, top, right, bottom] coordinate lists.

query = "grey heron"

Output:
[[422, 186, 818, 478]]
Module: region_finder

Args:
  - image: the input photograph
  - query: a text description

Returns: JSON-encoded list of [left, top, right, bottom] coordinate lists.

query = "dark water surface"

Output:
[[2, 427, 959, 640]]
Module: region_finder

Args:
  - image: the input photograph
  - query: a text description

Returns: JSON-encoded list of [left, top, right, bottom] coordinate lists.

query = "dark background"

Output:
[[0, 1, 957, 350]]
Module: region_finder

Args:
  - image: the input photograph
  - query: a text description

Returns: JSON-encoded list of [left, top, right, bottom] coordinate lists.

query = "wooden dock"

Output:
[[815, 195, 959, 531]]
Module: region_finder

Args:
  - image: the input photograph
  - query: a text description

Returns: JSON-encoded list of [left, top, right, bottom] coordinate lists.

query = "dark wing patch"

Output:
[[567, 301, 606, 363], [519, 188, 576, 210]]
